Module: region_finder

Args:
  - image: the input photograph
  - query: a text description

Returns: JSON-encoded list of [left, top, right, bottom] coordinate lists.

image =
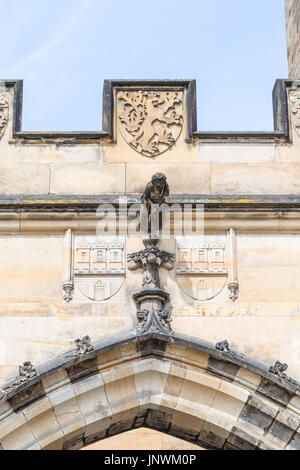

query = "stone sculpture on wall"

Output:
[[74, 237, 125, 301], [128, 173, 175, 335], [291, 90, 300, 137], [176, 230, 239, 302], [2, 362, 37, 394], [118, 90, 183, 157], [128, 243, 174, 290], [128, 239, 175, 335], [141, 172, 170, 235], [0, 94, 9, 139], [62, 232, 126, 303], [176, 237, 229, 301]]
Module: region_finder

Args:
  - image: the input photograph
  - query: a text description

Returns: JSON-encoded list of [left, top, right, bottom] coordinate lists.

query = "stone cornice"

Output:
[[2, 194, 300, 211]]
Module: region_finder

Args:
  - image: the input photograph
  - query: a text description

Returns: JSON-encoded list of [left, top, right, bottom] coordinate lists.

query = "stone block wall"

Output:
[[286, 0, 300, 78]]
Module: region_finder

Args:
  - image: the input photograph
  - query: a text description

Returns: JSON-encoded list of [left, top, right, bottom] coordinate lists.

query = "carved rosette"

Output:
[[290, 90, 300, 137], [118, 89, 183, 157], [0, 94, 9, 139]]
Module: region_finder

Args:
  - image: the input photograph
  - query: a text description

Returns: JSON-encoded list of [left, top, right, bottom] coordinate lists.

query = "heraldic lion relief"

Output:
[[117, 89, 184, 157]]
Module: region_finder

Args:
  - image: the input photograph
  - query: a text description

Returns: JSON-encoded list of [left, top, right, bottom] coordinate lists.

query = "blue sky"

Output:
[[0, 0, 288, 132]]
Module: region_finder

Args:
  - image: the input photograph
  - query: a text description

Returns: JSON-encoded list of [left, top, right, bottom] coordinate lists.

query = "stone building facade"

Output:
[[286, 0, 300, 78], [0, 4, 300, 452]]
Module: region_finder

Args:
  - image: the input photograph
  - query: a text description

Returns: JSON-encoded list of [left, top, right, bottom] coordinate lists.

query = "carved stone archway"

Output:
[[0, 332, 299, 450]]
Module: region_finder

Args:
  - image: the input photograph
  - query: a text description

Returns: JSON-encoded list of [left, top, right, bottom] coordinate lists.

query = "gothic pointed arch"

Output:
[[0, 332, 299, 450]]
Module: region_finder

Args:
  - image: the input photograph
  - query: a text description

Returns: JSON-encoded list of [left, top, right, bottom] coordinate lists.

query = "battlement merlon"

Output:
[[1, 79, 300, 145]]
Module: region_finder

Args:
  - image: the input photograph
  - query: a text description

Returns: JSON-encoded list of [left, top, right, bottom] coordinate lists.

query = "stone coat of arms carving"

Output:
[[0, 94, 9, 139], [118, 90, 183, 157], [176, 237, 228, 301], [73, 237, 125, 302], [291, 91, 300, 137]]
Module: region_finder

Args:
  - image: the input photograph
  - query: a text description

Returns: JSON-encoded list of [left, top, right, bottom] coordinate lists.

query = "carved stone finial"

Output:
[[19, 362, 37, 382], [269, 361, 288, 379], [216, 340, 230, 352], [2, 361, 37, 394], [73, 336, 94, 356]]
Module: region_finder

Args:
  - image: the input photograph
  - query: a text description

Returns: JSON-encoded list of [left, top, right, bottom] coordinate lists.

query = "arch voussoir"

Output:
[[0, 332, 299, 450]]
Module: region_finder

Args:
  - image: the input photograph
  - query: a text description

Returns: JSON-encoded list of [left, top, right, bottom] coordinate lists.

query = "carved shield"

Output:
[[176, 237, 228, 301], [0, 94, 9, 139], [117, 89, 184, 157], [291, 91, 300, 137], [73, 237, 125, 302]]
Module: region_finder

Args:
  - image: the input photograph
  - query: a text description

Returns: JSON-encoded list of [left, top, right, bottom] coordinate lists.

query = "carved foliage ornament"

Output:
[[118, 90, 183, 157], [291, 91, 300, 137], [0, 94, 9, 139]]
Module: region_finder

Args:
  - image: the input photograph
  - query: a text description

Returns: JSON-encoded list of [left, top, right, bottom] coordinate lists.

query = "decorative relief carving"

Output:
[[118, 89, 183, 157], [129, 238, 175, 335], [216, 340, 230, 352], [0, 93, 9, 139], [291, 90, 300, 137], [73, 336, 94, 356], [2, 362, 37, 393], [73, 236, 125, 302], [128, 242, 174, 290], [269, 361, 288, 379], [176, 237, 228, 301], [135, 295, 173, 335]]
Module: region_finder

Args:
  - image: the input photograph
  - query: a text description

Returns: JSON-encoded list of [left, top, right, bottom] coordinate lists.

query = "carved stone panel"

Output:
[[0, 94, 9, 139], [290, 90, 300, 137], [176, 237, 228, 301], [117, 89, 184, 157], [73, 237, 125, 302]]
